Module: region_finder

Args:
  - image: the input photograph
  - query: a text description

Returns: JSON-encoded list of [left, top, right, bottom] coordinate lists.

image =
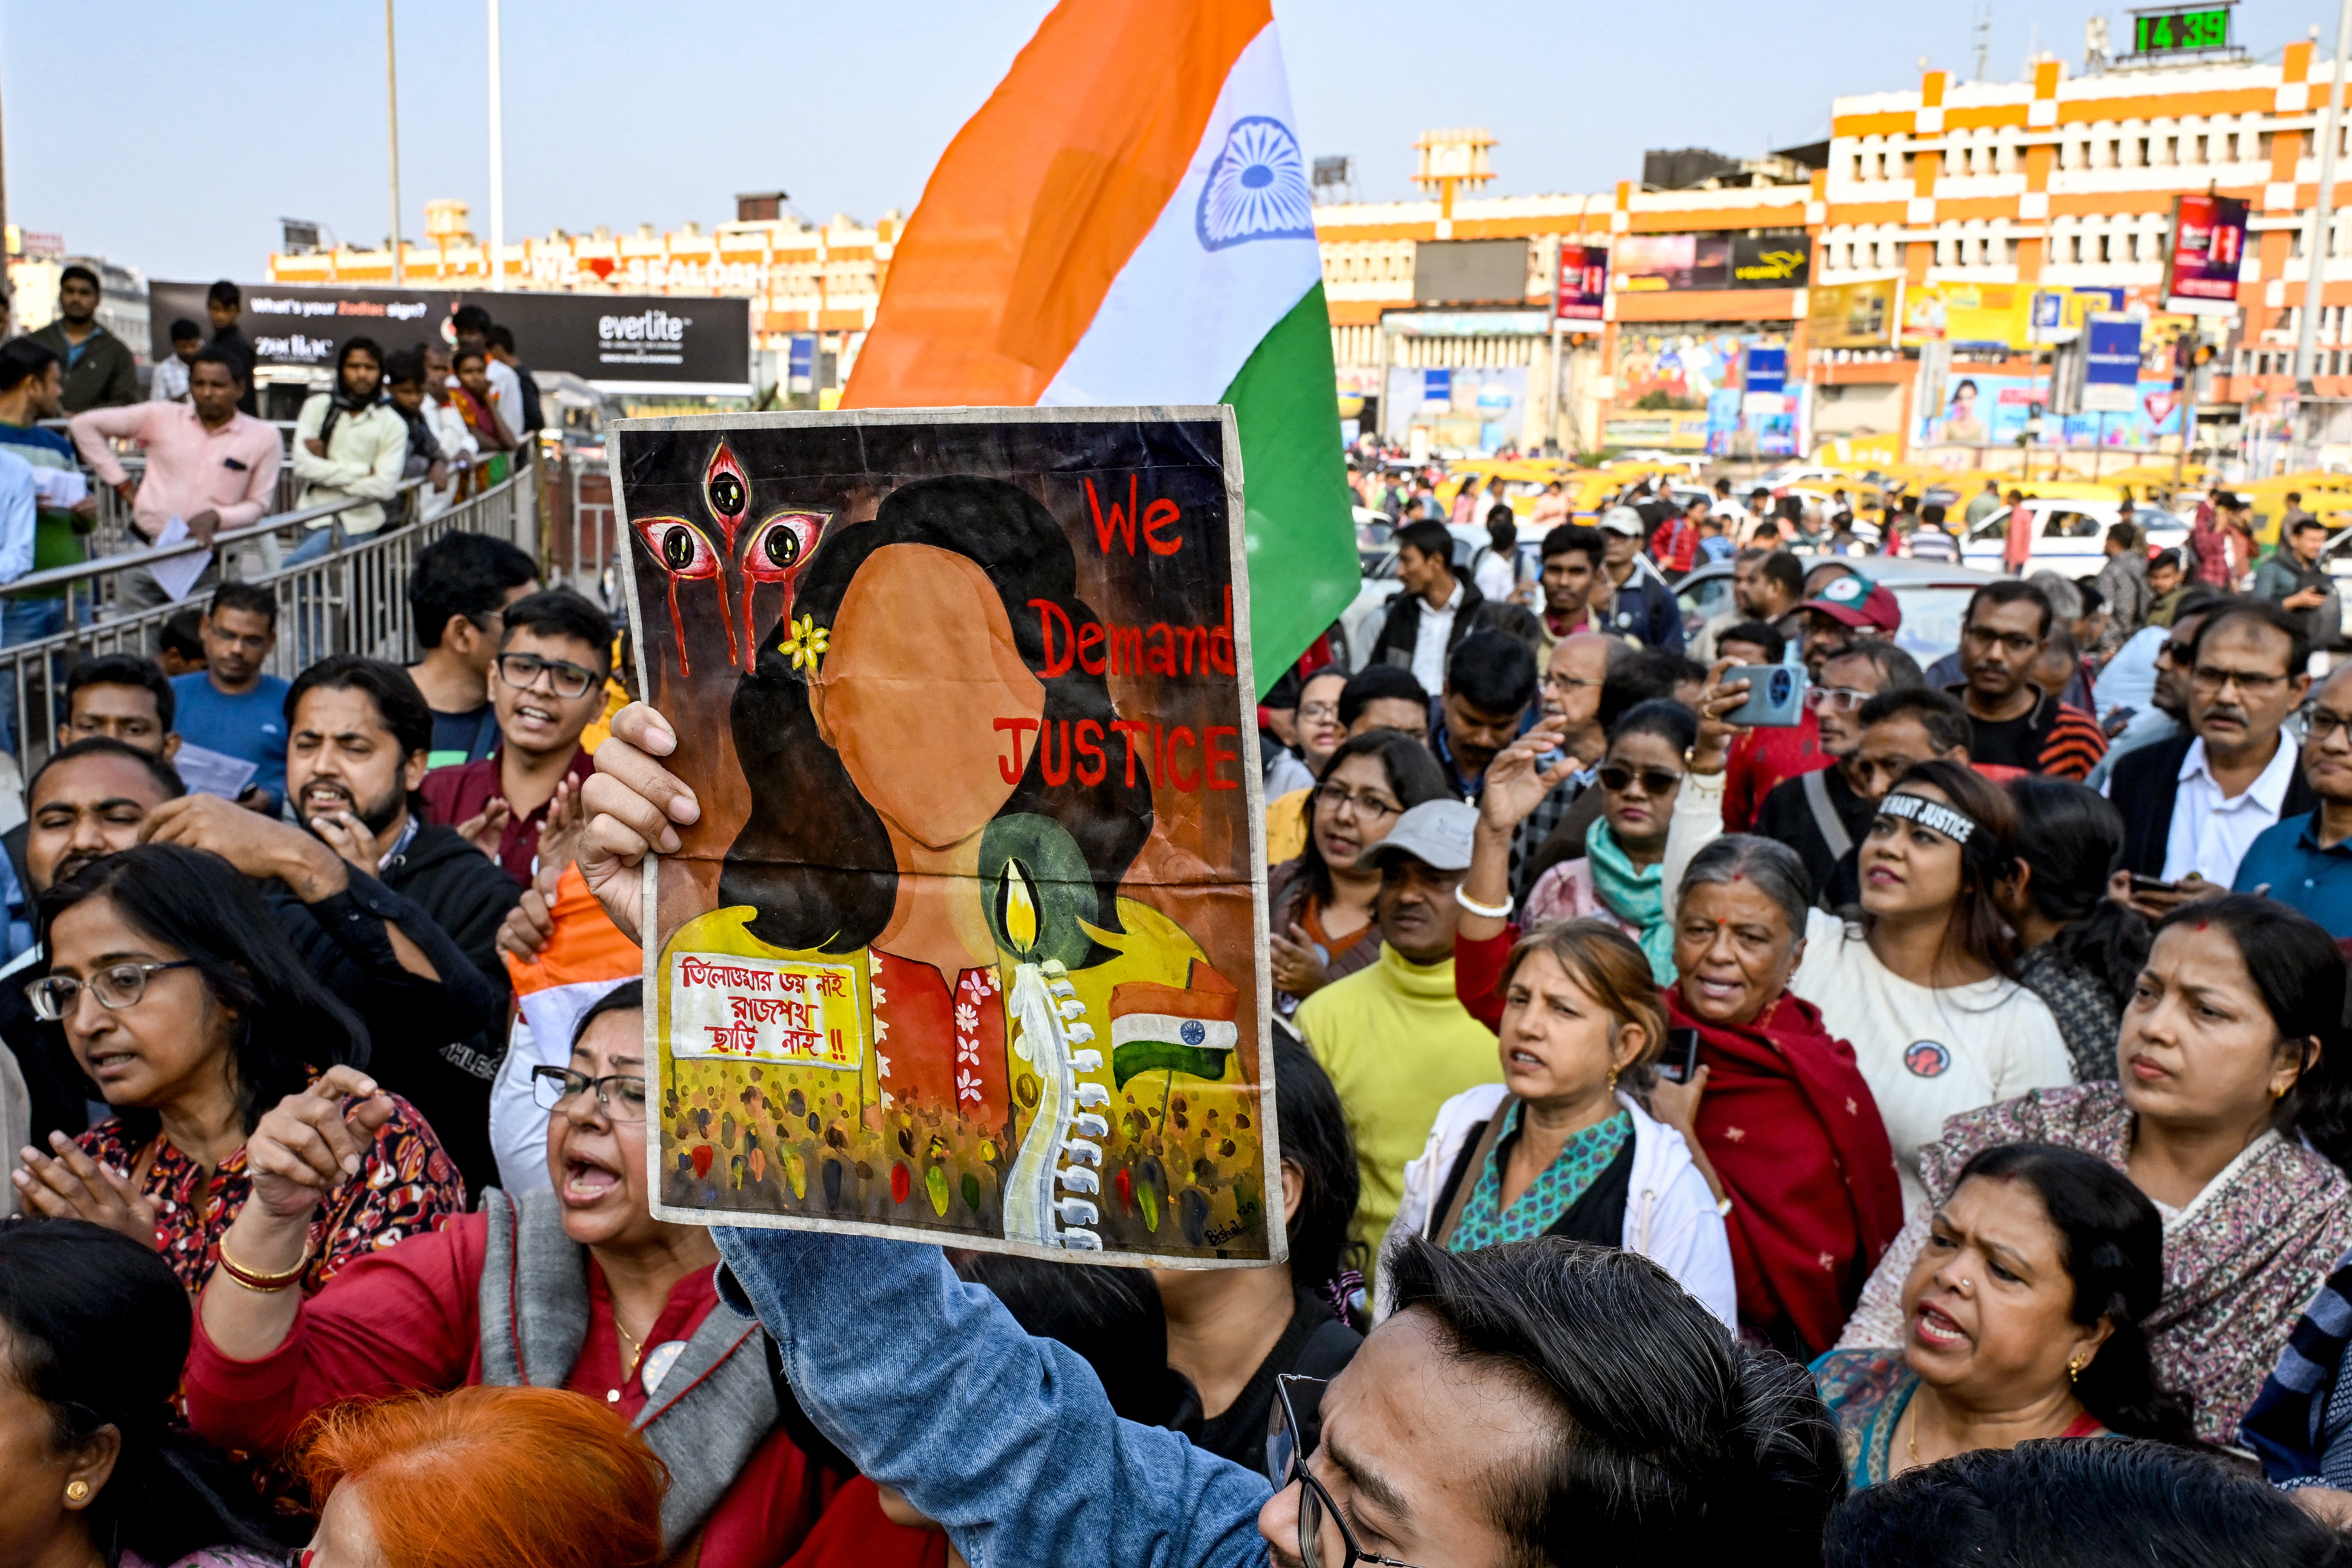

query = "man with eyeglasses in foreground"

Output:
[[2234, 659, 2352, 937], [572, 703, 1849, 1568], [423, 588, 611, 887], [2107, 600, 2316, 919], [1751, 644, 1928, 902], [1945, 579, 2107, 782]]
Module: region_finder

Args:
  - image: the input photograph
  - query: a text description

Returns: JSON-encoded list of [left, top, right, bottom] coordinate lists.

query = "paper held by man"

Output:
[[608, 406, 1282, 1267]]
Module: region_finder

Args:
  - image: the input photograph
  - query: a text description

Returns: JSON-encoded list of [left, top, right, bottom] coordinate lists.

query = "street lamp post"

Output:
[[2295, 0, 2352, 467], [386, 0, 402, 285], [487, 0, 505, 290]]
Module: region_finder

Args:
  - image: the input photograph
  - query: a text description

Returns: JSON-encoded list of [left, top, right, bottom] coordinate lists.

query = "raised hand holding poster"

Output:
[[611, 407, 1279, 1266]]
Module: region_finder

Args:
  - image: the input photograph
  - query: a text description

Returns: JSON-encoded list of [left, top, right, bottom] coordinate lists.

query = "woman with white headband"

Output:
[[1666, 673, 2072, 1215]]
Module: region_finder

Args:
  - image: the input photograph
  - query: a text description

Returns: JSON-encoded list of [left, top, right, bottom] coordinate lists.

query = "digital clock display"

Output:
[[2133, 6, 2232, 55]]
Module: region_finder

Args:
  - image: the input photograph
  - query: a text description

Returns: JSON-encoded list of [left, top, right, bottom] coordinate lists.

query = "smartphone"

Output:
[[2127, 874, 2176, 896], [1723, 664, 1808, 728], [1656, 1027, 1704, 1085]]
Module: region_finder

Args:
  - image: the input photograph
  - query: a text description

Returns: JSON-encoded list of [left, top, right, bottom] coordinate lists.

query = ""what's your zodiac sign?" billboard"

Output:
[[610, 406, 1281, 1267]]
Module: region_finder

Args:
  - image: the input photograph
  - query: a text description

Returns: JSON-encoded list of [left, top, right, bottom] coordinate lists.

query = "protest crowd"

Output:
[[4, 335, 2352, 1568]]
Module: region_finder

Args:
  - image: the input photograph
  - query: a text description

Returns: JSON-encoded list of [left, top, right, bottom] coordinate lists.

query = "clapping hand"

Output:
[[457, 797, 514, 861], [13, 1132, 156, 1244]]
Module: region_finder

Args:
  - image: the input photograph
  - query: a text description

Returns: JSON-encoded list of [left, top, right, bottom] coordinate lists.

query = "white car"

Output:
[[1956, 500, 2189, 578]]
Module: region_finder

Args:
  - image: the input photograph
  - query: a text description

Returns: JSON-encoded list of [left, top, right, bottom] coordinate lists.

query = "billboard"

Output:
[[1918, 372, 2183, 448], [611, 406, 1278, 1263], [1616, 234, 1809, 292], [2162, 193, 2249, 315], [1807, 278, 1899, 350], [1555, 242, 1608, 322], [1412, 238, 1530, 305], [1900, 282, 2034, 348], [149, 281, 754, 394], [2083, 315, 2145, 414]]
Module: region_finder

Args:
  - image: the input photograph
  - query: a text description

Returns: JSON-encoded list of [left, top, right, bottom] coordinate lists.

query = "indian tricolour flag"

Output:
[[842, 0, 1359, 693]]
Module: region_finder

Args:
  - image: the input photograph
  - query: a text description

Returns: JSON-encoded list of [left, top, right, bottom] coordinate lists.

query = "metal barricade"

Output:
[[0, 464, 538, 770]]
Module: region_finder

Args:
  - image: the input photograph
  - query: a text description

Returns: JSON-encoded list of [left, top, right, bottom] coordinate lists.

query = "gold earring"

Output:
[[1606, 1065, 1620, 1095], [65, 1480, 90, 1504], [2067, 1352, 2084, 1385]]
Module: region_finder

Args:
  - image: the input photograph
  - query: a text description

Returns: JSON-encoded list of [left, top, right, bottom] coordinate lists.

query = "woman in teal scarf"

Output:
[[1522, 699, 1692, 983]]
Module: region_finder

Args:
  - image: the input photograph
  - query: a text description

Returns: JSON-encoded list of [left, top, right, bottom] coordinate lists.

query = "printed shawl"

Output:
[[1836, 1083, 2352, 1445]]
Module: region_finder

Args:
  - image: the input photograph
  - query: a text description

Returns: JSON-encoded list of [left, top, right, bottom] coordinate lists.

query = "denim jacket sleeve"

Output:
[[713, 1226, 1272, 1568]]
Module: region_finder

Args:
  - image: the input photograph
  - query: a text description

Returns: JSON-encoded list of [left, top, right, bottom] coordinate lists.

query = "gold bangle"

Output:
[[215, 1235, 313, 1292]]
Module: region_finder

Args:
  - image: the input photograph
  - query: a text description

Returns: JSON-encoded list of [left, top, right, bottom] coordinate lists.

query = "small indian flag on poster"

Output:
[[1109, 962, 1240, 1089]]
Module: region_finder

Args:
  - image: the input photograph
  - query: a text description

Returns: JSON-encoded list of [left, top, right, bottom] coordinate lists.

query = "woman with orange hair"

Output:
[[184, 988, 943, 1568], [300, 1387, 665, 1568]]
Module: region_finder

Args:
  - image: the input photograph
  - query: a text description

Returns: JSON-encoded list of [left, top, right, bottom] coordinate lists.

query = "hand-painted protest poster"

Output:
[[609, 407, 1280, 1267]]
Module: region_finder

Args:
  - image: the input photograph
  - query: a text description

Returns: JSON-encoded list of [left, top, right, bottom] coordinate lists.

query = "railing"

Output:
[[0, 464, 539, 770]]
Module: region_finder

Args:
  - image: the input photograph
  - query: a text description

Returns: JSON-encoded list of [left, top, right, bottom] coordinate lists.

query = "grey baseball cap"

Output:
[[1353, 799, 1478, 873], [1598, 505, 1644, 536]]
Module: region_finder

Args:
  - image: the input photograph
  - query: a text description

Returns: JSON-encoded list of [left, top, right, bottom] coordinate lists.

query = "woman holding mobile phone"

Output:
[[1518, 700, 1693, 981], [1661, 667, 2073, 1216]]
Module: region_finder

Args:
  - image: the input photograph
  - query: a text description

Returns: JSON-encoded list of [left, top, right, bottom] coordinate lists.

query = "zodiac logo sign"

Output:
[[633, 440, 832, 677]]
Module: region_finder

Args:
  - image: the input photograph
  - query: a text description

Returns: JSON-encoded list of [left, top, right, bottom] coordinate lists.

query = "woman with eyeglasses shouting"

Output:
[[1670, 667, 2073, 1217], [1517, 700, 1694, 983], [9, 843, 464, 1292], [1268, 732, 1452, 1013], [181, 980, 942, 1568]]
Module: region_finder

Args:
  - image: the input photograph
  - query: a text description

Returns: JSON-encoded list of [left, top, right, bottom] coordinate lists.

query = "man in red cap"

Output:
[[1795, 570, 1902, 675]]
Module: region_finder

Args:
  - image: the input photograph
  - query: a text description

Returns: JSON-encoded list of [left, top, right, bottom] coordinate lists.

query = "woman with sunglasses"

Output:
[[1268, 731, 1450, 1014], [183, 982, 940, 1568], [9, 844, 464, 1293], [1519, 700, 1694, 982]]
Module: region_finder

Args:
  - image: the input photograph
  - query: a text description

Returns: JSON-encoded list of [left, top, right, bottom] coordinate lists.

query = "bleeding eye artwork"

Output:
[[610, 407, 1280, 1268]]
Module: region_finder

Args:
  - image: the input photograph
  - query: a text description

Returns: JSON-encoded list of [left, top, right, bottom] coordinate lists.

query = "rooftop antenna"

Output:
[[1973, 4, 1992, 80]]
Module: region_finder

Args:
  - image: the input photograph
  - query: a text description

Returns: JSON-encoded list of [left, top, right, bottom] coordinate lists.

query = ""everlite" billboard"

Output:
[[148, 282, 753, 395]]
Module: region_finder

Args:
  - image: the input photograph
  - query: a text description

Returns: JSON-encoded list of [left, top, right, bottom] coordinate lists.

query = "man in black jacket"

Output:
[[1595, 506, 1687, 651], [1369, 519, 1541, 692], [276, 655, 522, 1191], [2108, 599, 2317, 913]]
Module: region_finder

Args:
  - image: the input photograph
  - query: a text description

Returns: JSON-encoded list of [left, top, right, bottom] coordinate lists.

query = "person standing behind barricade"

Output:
[[68, 349, 279, 616], [487, 323, 544, 437], [287, 338, 408, 567], [0, 340, 97, 633], [204, 280, 261, 416], [452, 306, 524, 441], [168, 583, 291, 813], [25, 264, 138, 412], [423, 590, 609, 887]]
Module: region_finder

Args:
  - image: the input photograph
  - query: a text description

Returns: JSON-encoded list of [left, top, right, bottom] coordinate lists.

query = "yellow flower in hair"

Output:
[[778, 614, 829, 672]]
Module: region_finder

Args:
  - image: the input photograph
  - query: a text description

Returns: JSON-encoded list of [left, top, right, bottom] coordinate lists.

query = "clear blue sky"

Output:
[[0, 1, 2326, 283]]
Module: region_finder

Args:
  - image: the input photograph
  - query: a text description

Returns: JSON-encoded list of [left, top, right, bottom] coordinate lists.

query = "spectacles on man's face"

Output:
[[2308, 708, 2352, 746], [2191, 663, 2291, 699], [2157, 639, 2198, 669], [497, 652, 602, 700], [1543, 670, 1603, 693], [1268, 1375, 1423, 1568], [1805, 686, 1870, 713], [1962, 623, 2039, 657], [530, 1064, 648, 1122], [27, 960, 197, 1022]]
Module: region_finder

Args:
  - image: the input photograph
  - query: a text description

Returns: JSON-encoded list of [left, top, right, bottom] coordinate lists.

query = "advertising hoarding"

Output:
[[1555, 243, 1608, 321], [1807, 278, 1899, 350], [1616, 234, 1809, 292], [2161, 193, 2249, 315], [2083, 315, 2146, 414], [149, 281, 754, 394]]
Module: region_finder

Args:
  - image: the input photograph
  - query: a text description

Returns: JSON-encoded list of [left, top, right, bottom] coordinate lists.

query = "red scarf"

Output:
[[1663, 987, 1904, 1358]]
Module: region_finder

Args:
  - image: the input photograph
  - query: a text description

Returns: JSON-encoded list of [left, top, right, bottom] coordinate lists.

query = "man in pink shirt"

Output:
[[68, 348, 280, 613]]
